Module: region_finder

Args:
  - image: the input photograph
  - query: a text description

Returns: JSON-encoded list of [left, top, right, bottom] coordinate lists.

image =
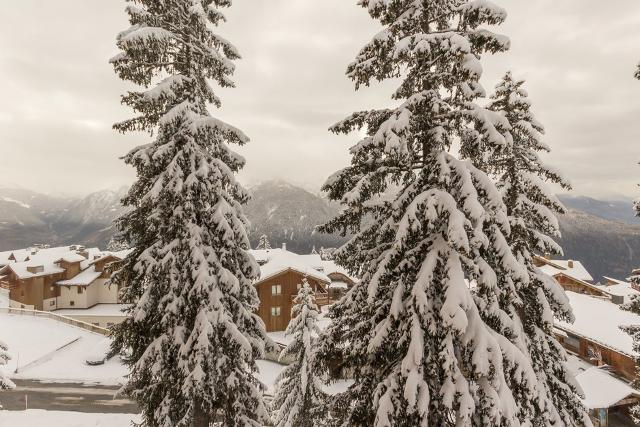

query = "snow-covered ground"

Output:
[[1, 312, 345, 394], [0, 313, 127, 385], [0, 410, 139, 426]]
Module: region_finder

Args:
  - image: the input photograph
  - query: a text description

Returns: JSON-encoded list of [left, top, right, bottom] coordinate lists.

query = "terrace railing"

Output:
[[0, 306, 110, 336]]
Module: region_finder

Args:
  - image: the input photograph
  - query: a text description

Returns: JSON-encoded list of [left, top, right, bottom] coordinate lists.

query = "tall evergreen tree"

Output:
[[256, 234, 272, 250], [316, 1, 541, 425], [109, 1, 269, 426], [0, 340, 15, 409], [485, 72, 591, 426], [272, 278, 326, 427], [621, 284, 640, 424], [621, 63, 640, 423]]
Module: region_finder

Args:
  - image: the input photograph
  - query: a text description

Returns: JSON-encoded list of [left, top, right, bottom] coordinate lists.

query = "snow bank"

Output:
[[0, 410, 139, 427]]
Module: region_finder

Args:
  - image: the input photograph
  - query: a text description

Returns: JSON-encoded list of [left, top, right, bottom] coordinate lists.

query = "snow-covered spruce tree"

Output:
[[483, 72, 591, 426], [109, 2, 269, 426], [0, 340, 15, 408], [621, 286, 640, 424], [617, 61, 640, 425], [256, 234, 272, 250], [316, 2, 542, 425], [107, 235, 130, 252], [272, 278, 326, 427]]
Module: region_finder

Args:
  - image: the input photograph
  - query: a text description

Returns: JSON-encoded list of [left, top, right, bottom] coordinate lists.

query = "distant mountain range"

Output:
[[1, 182, 639, 282], [0, 186, 127, 251]]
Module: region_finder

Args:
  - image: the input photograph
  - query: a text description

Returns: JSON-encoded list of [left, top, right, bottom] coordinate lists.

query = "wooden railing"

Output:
[[0, 307, 110, 336], [290, 293, 332, 306], [0, 280, 15, 290]]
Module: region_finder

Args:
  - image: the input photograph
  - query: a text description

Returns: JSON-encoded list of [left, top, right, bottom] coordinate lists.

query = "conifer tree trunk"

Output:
[[193, 399, 210, 427]]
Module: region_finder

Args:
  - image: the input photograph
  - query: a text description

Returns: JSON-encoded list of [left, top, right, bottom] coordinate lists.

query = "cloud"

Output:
[[0, 0, 639, 199]]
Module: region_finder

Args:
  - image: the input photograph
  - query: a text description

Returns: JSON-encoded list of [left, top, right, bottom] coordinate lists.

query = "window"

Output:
[[49, 300, 55, 307], [564, 333, 580, 351], [271, 284, 282, 295], [70, 301, 75, 306], [77, 286, 83, 294], [271, 306, 281, 317]]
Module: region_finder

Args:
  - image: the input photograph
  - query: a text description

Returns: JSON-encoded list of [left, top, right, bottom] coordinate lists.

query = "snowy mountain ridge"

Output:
[[0, 182, 639, 281]]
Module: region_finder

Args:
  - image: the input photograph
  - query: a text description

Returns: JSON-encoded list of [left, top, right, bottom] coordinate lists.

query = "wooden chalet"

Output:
[[251, 248, 331, 332], [0, 245, 129, 312], [555, 291, 639, 381], [534, 255, 609, 297]]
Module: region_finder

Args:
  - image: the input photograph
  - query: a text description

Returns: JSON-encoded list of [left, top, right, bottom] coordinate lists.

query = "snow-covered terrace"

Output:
[[0, 312, 127, 385]]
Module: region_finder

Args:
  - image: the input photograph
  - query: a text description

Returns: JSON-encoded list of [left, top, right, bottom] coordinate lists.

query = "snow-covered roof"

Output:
[[0, 262, 65, 280], [600, 278, 640, 302], [0, 245, 106, 280], [538, 259, 594, 282], [322, 261, 358, 282], [249, 248, 330, 284], [298, 254, 325, 270], [329, 280, 349, 290], [576, 367, 640, 409], [89, 248, 134, 266], [56, 267, 102, 286], [555, 292, 640, 356], [55, 304, 130, 317]]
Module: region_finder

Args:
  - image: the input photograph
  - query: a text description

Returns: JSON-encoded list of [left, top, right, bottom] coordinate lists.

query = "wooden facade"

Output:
[[255, 269, 330, 332], [2, 267, 66, 311], [553, 273, 608, 297], [556, 327, 637, 381]]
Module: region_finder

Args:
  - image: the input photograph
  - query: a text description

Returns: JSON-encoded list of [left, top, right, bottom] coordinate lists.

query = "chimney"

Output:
[[568, 260, 574, 268], [282, 243, 287, 251], [78, 250, 89, 259]]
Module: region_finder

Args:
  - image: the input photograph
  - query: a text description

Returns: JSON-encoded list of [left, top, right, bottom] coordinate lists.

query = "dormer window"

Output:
[[26, 265, 44, 274]]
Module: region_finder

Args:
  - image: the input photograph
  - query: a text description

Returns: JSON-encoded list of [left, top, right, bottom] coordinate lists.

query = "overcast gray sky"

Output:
[[0, 1, 639, 199]]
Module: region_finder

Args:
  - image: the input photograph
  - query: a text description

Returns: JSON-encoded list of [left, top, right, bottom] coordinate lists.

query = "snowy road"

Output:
[[1, 379, 138, 414]]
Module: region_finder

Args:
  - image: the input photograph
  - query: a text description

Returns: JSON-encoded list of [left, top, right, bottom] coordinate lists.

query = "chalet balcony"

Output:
[[0, 280, 15, 290], [291, 292, 331, 306]]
